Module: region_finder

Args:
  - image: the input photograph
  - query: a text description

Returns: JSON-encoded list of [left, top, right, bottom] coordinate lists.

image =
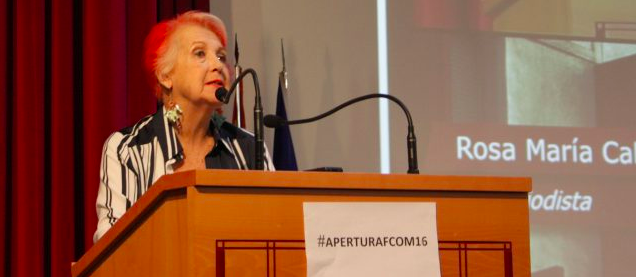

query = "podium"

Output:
[[72, 170, 531, 276]]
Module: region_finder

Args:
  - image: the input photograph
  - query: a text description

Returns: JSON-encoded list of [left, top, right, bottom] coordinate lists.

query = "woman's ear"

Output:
[[156, 72, 172, 90]]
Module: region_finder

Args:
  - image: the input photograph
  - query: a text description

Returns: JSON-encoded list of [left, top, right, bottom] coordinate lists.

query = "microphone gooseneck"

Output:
[[215, 68, 265, 170], [264, 94, 419, 174]]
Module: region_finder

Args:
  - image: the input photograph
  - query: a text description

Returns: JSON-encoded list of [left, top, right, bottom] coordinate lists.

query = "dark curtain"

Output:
[[1, 0, 210, 276]]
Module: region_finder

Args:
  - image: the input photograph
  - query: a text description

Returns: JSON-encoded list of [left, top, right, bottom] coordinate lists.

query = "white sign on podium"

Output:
[[303, 202, 441, 277]]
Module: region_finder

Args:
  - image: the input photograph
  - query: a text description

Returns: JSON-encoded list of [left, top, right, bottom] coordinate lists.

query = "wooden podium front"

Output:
[[72, 170, 531, 277]]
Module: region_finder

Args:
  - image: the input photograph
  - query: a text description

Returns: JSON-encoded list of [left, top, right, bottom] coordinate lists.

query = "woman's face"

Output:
[[163, 24, 229, 108]]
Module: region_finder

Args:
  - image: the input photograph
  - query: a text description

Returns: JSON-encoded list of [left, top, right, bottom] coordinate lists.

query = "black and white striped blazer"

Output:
[[94, 108, 274, 241]]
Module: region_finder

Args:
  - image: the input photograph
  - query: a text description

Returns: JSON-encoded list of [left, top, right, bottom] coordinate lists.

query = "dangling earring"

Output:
[[165, 95, 183, 132]]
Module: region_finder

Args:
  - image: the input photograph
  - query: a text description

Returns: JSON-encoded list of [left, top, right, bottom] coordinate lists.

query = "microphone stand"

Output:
[[264, 93, 419, 174], [216, 68, 265, 170]]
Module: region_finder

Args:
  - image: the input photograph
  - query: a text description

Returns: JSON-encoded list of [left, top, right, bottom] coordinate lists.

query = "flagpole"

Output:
[[279, 39, 288, 95], [271, 39, 298, 170], [234, 34, 245, 128], [279, 39, 290, 116]]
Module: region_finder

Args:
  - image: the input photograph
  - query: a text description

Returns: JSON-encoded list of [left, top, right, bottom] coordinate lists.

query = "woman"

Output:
[[94, 11, 274, 242]]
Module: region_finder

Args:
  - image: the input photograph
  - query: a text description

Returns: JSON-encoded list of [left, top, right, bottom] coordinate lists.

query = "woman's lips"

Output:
[[206, 79, 225, 87]]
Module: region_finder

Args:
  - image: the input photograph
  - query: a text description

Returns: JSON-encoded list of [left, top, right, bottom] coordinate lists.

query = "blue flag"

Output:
[[272, 80, 298, 170]]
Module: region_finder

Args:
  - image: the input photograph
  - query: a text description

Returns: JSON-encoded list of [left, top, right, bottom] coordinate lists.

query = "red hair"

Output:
[[143, 11, 227, 100]]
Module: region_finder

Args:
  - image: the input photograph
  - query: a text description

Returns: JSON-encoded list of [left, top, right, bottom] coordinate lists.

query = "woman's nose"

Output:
[[209, 56, 224, 72]]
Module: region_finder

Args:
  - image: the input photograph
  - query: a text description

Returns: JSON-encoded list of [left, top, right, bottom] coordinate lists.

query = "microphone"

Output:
[[215, 87, 230, 104], [263, 114, 287, 128], [264, 94, 419, 174], [215, 68, 265, 170]]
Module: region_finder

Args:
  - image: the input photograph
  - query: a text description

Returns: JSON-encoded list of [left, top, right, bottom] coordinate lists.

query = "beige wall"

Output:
[[212, 0, 381, 172]]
